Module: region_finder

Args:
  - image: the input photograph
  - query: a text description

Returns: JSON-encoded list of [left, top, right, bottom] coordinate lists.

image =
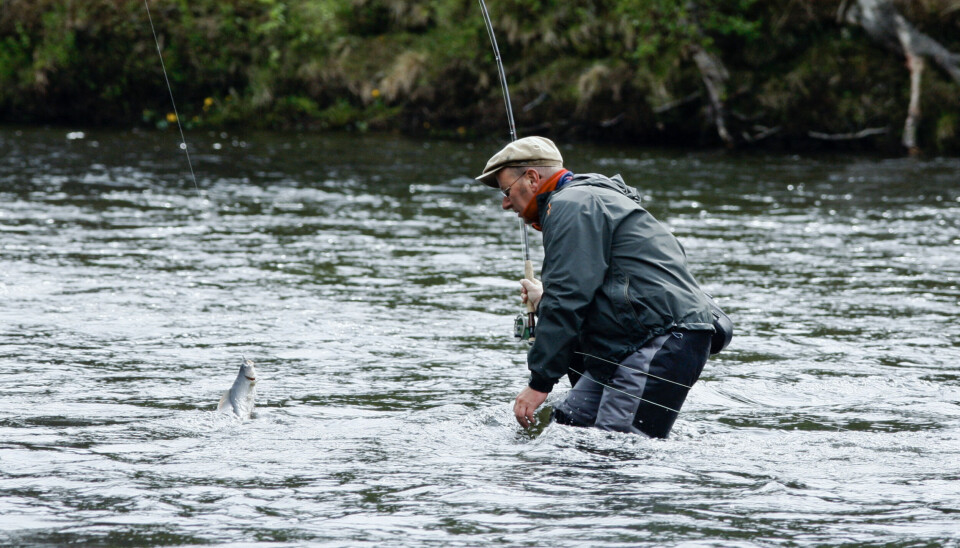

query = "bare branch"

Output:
[[842, 0, 960, 153], [652, 92, 701, 114], [690, 45, 733, 145], [847, 0, 960, 83], [522, 92, 547, 113], [904, 53, 924, 153], [600, 113, 626, 128], [808, 127, 889, 140], [742, 125, 782, 144]]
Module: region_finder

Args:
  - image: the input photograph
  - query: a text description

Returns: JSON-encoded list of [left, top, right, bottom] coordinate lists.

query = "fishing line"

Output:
[[567, 367, 681, 414], [477, 0, 537, 338], [144, 0, 200, 194], [574, 351, 692, 389], [565, 369, 850, 429], [143, 2, 258, 381], [574, 353, 850, 431]]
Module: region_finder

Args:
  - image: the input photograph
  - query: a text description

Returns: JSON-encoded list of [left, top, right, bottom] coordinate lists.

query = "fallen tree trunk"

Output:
[[839, 0, 960, 153]]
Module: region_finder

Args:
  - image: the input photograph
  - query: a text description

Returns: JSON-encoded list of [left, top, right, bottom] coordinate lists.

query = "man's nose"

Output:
[[501, 196, 512, 210]]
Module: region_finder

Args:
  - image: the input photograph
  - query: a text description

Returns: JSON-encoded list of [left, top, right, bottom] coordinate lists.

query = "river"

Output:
[[1, 126, 958, 546]]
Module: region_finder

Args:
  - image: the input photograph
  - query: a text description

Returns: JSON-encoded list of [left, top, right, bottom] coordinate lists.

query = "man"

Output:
[[477, 136, 717, 438]]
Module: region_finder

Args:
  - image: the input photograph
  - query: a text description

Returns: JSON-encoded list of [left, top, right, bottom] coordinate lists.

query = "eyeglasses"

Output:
[[499, 170, 527, 198]]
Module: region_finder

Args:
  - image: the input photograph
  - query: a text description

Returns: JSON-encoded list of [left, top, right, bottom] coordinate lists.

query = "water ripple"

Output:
[[1, 128, 958, 545]]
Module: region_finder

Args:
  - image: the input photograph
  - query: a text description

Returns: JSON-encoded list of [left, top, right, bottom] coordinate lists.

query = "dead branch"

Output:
[[522, 92, 547, 113], [652, 91, 701, 114], [673, 2, 734, 147], [840, 0, 960, 153], [904, 52, 924, 153], [808, 127, 889, 140], [840, 0, 960, 84], [742, 125, 782, 143], [689, 45, 733, 146], [600, 113, 626, 128]]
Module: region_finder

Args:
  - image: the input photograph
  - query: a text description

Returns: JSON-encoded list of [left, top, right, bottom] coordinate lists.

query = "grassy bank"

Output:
[[1, 0, 958, 153]]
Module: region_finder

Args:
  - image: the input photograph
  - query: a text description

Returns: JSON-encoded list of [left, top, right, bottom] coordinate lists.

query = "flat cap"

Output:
[[475, 136, 563, 188]]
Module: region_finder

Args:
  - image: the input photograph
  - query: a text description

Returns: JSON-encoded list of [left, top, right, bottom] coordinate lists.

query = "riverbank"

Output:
[[1, 0, 958, 154]]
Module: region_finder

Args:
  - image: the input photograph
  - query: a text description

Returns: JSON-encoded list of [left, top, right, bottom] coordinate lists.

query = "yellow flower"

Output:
[[166, 112, 178, 123], [371, 88, 381, 99], [203, 97, 214, 108], [457, 126, 466, 136]]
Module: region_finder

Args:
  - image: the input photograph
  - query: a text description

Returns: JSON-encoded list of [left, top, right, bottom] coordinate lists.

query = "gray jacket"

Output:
[[528, 173, 714, 393]]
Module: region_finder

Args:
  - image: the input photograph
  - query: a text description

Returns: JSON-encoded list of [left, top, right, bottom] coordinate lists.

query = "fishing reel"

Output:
[[513, 312, 535, 342]]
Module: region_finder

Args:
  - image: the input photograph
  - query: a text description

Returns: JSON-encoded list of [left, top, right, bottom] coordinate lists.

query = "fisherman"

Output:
[[477, 136, 722, 438]]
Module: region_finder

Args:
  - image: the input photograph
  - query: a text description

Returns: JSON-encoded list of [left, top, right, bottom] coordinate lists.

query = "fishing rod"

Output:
[[478, 0, 537, 341], [478, 0, 516, 142]]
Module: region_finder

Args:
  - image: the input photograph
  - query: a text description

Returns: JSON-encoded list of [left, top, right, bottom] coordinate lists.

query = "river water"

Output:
[[1, 126, 958, 546]]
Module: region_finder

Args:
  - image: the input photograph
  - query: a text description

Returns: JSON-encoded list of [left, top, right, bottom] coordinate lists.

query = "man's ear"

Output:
[[528, 169, 541, 192]]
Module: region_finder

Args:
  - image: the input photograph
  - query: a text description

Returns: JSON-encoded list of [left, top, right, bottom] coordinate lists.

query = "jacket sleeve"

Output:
[[527, 192, 611, 392]]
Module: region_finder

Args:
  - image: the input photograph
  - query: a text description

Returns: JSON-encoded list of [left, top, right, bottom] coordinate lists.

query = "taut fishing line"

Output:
[[574, 351, 692, 389], [144, 0, 199, 194], [143, 1, 258, 382], [567, 367, 682, 414]]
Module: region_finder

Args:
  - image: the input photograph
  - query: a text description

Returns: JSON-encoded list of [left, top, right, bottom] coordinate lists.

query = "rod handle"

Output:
[[523, 260, 536, 314], [524, 260, 537, 341]]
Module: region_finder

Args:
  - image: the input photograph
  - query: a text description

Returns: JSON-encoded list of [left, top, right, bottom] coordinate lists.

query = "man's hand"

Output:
[[520, 278, 543, 311], [514, 386, 548, 428]]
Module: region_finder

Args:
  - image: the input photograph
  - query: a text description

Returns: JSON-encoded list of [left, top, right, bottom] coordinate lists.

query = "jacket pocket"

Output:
[[609, 271, 646, 333]]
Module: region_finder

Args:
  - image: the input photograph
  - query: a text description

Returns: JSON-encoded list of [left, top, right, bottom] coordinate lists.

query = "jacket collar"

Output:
[[521, 169, 571, 230]]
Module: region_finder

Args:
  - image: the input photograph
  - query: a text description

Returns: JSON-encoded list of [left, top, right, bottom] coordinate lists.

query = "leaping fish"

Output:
[[217, 356, 257, 420]]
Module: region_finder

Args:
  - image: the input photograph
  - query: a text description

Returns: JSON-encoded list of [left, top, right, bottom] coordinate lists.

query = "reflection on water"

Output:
[[1, 126, 958, 545]]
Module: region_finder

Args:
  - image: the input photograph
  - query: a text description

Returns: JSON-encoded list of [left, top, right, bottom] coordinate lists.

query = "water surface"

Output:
[[1, 126, 958, 546]]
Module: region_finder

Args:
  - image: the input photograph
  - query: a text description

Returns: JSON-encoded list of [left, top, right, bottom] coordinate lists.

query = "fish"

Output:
[[217, 356, 258, 420]]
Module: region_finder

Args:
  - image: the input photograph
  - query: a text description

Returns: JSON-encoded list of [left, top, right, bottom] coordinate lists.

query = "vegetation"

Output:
[[1, 0, 958, 153]]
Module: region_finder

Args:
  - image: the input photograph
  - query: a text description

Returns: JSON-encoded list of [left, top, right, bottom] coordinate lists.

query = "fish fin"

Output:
[[217, 390, 229, 411]]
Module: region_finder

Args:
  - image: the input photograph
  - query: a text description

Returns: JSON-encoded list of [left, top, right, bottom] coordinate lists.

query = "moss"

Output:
[[0, 0, 957, 153], [935, 112, 957, 147], [316, 99, 361, 129]]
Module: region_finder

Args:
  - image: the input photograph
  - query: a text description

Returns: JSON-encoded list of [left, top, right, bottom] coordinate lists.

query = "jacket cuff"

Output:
[[528, 372, 558, 393]]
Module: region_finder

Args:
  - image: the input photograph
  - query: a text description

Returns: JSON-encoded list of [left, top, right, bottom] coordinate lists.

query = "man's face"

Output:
[[497, 168, 537, 216]]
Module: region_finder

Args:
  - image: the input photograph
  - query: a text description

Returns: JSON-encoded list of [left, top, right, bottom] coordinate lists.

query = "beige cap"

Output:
[[475, 136, 563, 188]]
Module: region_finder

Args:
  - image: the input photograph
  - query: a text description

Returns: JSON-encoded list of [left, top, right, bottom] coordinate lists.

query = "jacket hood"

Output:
[[564, 173, 642, 206]]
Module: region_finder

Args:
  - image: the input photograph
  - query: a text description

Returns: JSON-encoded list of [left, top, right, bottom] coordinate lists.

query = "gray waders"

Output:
[[553, 329, 712, 438]]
